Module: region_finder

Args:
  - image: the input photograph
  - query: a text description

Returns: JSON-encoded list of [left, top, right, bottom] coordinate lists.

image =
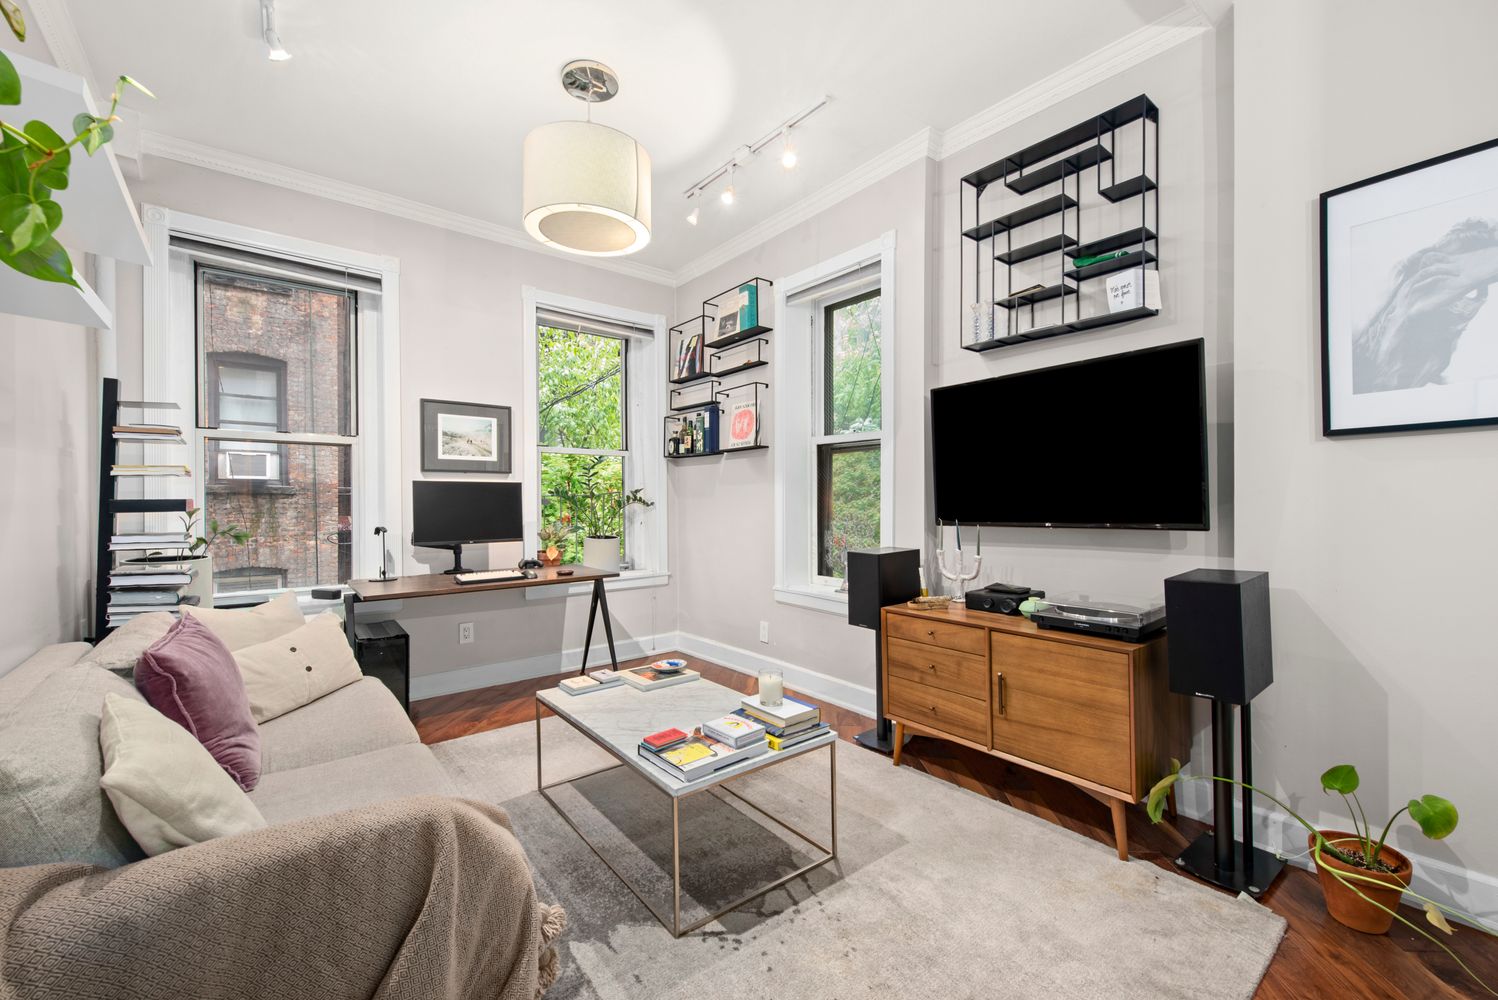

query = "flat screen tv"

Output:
[[930, 339, 1208, 530]]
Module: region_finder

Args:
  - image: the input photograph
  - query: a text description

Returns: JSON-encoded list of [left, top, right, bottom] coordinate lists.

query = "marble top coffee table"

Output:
[[535, 677, 837, 936]]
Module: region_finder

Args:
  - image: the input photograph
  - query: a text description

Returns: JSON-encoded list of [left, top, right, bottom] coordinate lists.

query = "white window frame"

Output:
[[140, 205, 402, 598], [774, 232, 896, 614], [521, 287, 669, 598]]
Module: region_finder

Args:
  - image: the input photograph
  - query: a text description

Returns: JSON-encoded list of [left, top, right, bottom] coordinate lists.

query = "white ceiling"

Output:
[[56, 0, 1186, 272]]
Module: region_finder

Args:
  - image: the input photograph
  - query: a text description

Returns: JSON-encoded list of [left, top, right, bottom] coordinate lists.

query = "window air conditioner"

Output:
[[219, 450, 278, 480]]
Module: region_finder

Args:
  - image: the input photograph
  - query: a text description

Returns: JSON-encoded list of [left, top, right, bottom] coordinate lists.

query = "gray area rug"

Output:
[[433, 718, 1285, 1000]]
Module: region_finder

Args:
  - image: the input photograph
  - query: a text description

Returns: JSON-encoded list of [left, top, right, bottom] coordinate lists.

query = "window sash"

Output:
[[820, 288, 882, 438], [814, 440, 882, 582]]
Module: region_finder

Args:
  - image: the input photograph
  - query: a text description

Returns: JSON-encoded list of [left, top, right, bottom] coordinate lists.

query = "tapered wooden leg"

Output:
[[891, 721, 905, 767], [1110, 798, 1129, 861]]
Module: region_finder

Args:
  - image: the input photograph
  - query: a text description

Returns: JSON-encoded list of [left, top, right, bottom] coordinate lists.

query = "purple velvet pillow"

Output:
[[134, 614, 262, 791]]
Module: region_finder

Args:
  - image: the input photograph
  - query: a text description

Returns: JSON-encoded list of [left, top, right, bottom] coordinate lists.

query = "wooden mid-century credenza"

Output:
[[881, 602, 1189, 859]]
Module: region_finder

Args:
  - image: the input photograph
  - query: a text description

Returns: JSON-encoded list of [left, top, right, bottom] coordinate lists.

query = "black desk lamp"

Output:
[[373, 526, 397, 581]]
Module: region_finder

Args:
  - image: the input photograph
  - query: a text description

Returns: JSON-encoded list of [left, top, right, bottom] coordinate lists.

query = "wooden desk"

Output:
[[344, 566, 622, 674]]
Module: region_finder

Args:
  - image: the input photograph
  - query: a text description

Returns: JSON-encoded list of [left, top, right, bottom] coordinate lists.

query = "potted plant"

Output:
[[137, 508, 250, 609], [1148, 761, 1497, 993], [1, 7, 152, 286], [551, 460, 653, 573], [536, 515, 576, 567]]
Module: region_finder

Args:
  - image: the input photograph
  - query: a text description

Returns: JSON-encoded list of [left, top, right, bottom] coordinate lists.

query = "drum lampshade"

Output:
[[522, 121, 652, 257]]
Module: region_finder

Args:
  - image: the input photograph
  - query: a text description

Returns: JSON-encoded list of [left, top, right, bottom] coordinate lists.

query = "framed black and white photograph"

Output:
[[420, 398, 511, 473], [1322, 137, 1498, 436]]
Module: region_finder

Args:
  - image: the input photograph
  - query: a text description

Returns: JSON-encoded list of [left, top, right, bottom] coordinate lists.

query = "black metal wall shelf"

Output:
[[665, 279, 774, 462], [962, 307, 1161, 353], [959, 94, 1160, 352], [1063, 250, 1157, 282], [997, 234, 1077, 266], [1068, 227, 1155, 260], [996, 283, 1075, 309]]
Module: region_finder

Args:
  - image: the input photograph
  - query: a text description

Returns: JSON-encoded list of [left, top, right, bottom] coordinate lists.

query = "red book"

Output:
[[643, 727, 688, 750]]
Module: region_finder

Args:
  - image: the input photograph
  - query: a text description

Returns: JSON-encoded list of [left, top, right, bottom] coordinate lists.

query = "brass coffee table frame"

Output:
[[536, 698, 838, 937]]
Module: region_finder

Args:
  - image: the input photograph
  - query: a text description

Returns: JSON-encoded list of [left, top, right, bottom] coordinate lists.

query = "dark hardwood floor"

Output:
[[413, 649, 1498, 1000]]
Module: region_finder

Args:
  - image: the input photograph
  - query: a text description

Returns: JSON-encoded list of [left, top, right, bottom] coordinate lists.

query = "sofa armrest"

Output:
[[0, 796, 562, 1000]]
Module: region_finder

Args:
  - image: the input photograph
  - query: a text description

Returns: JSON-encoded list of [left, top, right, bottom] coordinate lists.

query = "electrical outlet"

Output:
[[459, 622, 475, 645], [758, 621, 769, 644]]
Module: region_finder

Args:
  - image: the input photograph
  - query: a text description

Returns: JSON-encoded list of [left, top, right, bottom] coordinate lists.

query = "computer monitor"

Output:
[[411, 480, 524, 574]]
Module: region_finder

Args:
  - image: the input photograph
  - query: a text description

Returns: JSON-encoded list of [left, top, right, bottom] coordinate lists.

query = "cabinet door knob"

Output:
[[927, 663, 937, 671], [929, 705, 938, 714], [926, 629, 935, 637]]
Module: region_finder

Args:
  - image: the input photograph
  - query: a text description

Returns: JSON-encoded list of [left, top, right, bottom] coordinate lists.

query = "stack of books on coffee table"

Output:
[[732, 695, 830, 751], [636, 719, 767, 781]]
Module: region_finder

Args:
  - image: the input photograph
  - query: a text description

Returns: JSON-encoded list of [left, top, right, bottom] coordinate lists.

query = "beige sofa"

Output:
[[0, 636, 562, 999]]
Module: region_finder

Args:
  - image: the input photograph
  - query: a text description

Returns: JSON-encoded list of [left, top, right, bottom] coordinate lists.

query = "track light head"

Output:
[[261, 0, 292, 61], [779, 128, 797, 170], [686, 191, 700, 225]]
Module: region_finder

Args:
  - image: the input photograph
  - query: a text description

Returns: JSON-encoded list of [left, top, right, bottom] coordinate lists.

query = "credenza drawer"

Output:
[[886, 614, 986, 657], [888, 675, 988, 746], [887, 636, 988, 700]]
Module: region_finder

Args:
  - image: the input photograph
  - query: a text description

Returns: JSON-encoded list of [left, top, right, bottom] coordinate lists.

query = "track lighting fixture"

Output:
[[261, 0, 292, 61], [682, 96, 827, 227]]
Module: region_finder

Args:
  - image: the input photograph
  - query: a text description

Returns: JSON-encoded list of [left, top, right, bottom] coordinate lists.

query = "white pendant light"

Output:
[[523, 61, 652, 257]]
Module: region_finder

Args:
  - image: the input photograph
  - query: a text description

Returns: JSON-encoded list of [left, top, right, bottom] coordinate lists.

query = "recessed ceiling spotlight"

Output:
[[780, 128, 797, 170], [686, 189, 700, 226], [261, 0, 292, 60], [720, 166, 736, 206]]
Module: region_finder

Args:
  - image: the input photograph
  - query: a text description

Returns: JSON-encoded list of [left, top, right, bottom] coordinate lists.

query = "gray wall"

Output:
[[113, 159, 678, 694], [1233, 0, 1498, 909]]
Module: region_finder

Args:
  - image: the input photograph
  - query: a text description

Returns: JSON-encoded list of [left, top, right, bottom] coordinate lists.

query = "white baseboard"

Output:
[[1174, 783, 1498, 931], [671, 630, 877, 719], [409, 631, 669, 701]]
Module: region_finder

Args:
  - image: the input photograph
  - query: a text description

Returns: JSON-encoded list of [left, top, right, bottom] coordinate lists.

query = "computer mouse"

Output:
[[521, 569, 538, 579]]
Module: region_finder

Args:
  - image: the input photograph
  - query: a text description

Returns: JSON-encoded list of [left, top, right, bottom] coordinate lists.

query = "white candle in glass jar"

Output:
[[758, 671, 784, 707]]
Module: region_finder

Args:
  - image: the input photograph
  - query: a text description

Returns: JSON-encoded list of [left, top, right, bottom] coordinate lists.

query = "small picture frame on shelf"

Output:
[[717, 311, 740, 340], [421, 398, 511, 473], [715, 382, 766, 451]]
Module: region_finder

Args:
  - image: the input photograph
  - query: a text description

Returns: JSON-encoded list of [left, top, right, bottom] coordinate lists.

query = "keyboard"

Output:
[[453, 570, 527, 585]]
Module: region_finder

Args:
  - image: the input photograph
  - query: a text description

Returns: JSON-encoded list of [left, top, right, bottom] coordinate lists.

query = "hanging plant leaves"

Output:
[[0, 231, 76, 285], [0, 50, 19, 106], [1, 0, 23, 43]]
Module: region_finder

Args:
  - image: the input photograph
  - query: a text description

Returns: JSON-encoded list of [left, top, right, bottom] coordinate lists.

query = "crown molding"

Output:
[[674, 4, 1209, 285], [933, 5, 1210, 161], [21, 0, 96, 88], [113, 3, 1206, 290], [136, 131, 677, 286]]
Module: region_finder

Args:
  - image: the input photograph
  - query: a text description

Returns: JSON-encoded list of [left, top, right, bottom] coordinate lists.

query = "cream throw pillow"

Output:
[[184, 591, 305, 652], [98, 693, 266, 856], [232, 612, 363, 723]]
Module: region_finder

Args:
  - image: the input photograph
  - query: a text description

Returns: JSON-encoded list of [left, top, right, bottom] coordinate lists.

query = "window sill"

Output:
[[525, 569, 671, 601], [773, 584, 849, 616]]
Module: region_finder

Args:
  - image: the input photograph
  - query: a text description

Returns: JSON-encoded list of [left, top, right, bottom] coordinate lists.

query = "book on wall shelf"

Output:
[[110, 464, 191, 477]]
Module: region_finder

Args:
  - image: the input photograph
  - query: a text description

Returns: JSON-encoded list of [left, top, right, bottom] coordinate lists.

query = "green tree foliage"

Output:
[[537, 326, 626, 563], [819, 294, 883, 576]]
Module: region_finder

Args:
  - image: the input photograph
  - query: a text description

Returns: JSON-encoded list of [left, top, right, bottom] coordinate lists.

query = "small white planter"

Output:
[[180, 553, 215, 610], [582, 536, 621, 573]]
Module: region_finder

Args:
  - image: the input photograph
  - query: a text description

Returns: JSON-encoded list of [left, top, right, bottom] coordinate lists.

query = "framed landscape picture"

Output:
[[1321, 137, 1498, 436], [421, 398, 511, 473]]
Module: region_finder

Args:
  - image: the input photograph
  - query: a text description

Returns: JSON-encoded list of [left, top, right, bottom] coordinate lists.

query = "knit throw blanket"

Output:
[[0, 796, 565, 1000]]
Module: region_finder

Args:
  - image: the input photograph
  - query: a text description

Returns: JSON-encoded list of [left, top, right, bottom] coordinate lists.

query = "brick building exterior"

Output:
[[199, 268, 353, 594]]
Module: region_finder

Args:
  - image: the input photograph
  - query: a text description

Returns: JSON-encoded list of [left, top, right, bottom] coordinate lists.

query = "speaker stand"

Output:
[[1173, 700, 1286, 898], [853, 623, 910, 756]]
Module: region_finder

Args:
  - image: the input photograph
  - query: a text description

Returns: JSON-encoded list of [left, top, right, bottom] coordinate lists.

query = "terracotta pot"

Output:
[[538, 548, 562, 567], [1309, 831, 1413, 934]]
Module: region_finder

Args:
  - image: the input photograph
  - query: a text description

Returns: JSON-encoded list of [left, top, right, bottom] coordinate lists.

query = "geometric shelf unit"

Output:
[[960, 94, 1160, 353], [93, 377, 198, 639], [664, 277, 773, 460]]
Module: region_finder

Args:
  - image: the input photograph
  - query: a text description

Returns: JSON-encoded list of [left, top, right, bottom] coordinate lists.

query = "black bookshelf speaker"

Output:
[[1164, 569, 1273, 705], [846, 547, 920, 630]]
